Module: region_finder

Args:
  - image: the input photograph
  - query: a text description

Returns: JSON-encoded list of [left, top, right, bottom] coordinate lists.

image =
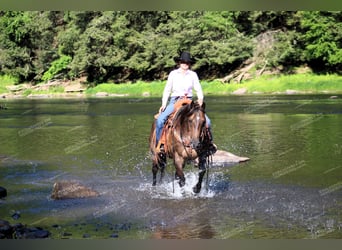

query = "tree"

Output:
[[0, 11, 59, 83], [0, 11, 340, 84], [299, 11, 342, 72]]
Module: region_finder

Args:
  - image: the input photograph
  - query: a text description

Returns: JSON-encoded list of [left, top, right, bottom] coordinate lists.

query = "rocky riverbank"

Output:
[[1, 79, 87, 99], [0, 219, 50, 239]]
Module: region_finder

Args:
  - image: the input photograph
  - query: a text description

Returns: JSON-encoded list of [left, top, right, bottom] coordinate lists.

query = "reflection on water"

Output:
[[0, 95, 342, 238]]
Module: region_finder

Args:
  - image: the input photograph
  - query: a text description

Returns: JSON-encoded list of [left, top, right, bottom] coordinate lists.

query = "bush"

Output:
[[41, 55, 72, 82]]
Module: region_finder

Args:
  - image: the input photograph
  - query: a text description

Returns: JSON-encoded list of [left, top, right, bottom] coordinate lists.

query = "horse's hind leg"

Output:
[[152, 153, 166, 186], [193, 156, 207, 193], [159, 157, 166, 183], [152, 162, 158, 186]]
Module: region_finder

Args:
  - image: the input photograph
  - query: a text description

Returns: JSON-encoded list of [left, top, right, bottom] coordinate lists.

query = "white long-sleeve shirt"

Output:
[[162, 68, 204, 107]]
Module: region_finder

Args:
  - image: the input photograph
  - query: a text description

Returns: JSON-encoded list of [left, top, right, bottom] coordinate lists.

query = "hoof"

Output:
[[193, 185, 201, 194], [179, 179, 185, 187]]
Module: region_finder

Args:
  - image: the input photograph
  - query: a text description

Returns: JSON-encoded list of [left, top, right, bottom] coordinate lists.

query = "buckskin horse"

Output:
[[149, 99, 214, 193]]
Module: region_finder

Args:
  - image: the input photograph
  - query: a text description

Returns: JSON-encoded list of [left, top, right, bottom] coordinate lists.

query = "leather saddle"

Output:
[[155, 98, 192, 153]]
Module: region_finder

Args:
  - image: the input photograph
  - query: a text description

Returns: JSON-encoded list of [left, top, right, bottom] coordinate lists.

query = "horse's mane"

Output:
[[173, 101, 205, 128]]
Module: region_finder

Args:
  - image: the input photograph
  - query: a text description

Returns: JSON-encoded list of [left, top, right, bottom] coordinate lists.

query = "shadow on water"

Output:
[[1, 95, 342, 238]]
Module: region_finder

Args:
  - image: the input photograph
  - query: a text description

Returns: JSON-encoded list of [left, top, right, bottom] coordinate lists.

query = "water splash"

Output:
[[137, 172, 218, 200]]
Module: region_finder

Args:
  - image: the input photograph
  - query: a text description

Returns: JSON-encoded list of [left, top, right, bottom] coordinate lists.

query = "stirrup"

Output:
[[156, 143, 165, 153]]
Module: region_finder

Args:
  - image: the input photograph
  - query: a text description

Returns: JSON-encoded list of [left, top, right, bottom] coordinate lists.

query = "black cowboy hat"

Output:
[[174, 51, 196, 64]]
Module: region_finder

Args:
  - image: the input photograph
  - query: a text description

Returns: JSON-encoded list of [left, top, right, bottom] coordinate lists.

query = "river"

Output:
[[0, 95, 341, 239]]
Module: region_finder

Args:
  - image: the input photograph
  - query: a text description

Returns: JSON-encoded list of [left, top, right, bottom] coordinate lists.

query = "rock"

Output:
[[211, 150, 250, 167], [285, 89, 299, 95], [0, 186, 7, 198], [0, 219, 51, 239], [142, 92, 150, 97], [0, 219, 13, 238], [95, 92, 109, 97], [6, 84, 29, 92], [15, 227, 50, 239], [64, 82, 86, 93], [51, 181, 100, 200], [83, 233, 91, 238], [27, 94, 51, 98], [110, 233, 119, 238], [232, 88, 248, 95], [11, 211, 20, 220]]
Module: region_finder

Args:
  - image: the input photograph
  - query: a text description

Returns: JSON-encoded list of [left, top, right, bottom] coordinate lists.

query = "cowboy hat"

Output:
[[174, 51, 196, 64]]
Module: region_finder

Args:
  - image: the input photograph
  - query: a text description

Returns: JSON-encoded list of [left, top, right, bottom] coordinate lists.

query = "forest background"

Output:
[[0, 11, 341, 95]]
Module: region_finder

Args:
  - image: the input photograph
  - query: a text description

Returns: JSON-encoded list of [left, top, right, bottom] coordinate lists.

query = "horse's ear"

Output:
[[201, 101, 206, 110]]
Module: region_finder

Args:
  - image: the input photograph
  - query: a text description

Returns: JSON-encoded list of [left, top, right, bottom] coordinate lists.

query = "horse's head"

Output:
[[173, 100, 207, 151]]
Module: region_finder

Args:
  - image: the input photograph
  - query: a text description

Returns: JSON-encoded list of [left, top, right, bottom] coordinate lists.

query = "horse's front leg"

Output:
[[174, 154, 185, 187], [193, 156, 207, 193]]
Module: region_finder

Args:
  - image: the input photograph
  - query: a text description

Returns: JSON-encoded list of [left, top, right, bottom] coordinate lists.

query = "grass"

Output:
[[86, 74, 342, 97], [85, 80, 166, 97], [1, 73, 342, 97], [0, 75, 18, 93], [236, 74, 342, 93]]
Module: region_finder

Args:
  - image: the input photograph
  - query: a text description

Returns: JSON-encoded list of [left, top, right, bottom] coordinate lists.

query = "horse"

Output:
[[149, 99, 214, 193]]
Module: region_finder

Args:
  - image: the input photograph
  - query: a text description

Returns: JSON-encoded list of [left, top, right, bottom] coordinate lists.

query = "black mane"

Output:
[[173, 101, 205, 125]]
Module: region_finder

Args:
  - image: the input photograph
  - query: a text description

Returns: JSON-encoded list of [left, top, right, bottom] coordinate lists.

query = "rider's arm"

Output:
[[192, 72, 203, 106], [160, 70, 174, 111]]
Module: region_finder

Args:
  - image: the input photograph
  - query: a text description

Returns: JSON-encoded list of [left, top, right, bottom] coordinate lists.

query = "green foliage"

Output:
[[0, 75, 18, 93], [0, 11, 60, 83], [299, 11, 342, 69], [42, 55, 72, 81], [0, 11, 341, 84]]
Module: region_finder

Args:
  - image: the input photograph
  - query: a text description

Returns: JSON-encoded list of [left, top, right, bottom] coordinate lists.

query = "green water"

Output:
[[0, 95, 341, 239]]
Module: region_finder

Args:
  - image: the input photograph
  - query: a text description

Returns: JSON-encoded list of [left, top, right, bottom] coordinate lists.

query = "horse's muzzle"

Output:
[[190, 139, 201, 150]]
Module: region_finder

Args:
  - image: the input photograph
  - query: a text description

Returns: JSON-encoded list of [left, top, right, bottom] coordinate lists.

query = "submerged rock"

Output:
[[51, 181, 100, 200], [0, 219, 50, 239], [15, 226, 50, 239], [0, 219, 13, 239], [0, 186, 7, 198], [11, 211, 20, 220]]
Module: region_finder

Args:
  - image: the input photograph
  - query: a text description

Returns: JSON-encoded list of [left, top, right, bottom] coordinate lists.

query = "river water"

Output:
[[0, 95, 341, 239]]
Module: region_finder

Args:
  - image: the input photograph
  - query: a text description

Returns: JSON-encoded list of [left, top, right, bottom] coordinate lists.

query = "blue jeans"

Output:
[[155, 97, 211, 146]]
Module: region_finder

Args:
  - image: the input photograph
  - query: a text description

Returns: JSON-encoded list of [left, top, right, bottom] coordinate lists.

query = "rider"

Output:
[[155, 51, 216, 155]]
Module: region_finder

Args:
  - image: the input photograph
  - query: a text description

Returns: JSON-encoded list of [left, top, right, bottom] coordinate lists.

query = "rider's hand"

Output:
[[159, 105, 166, 113]]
